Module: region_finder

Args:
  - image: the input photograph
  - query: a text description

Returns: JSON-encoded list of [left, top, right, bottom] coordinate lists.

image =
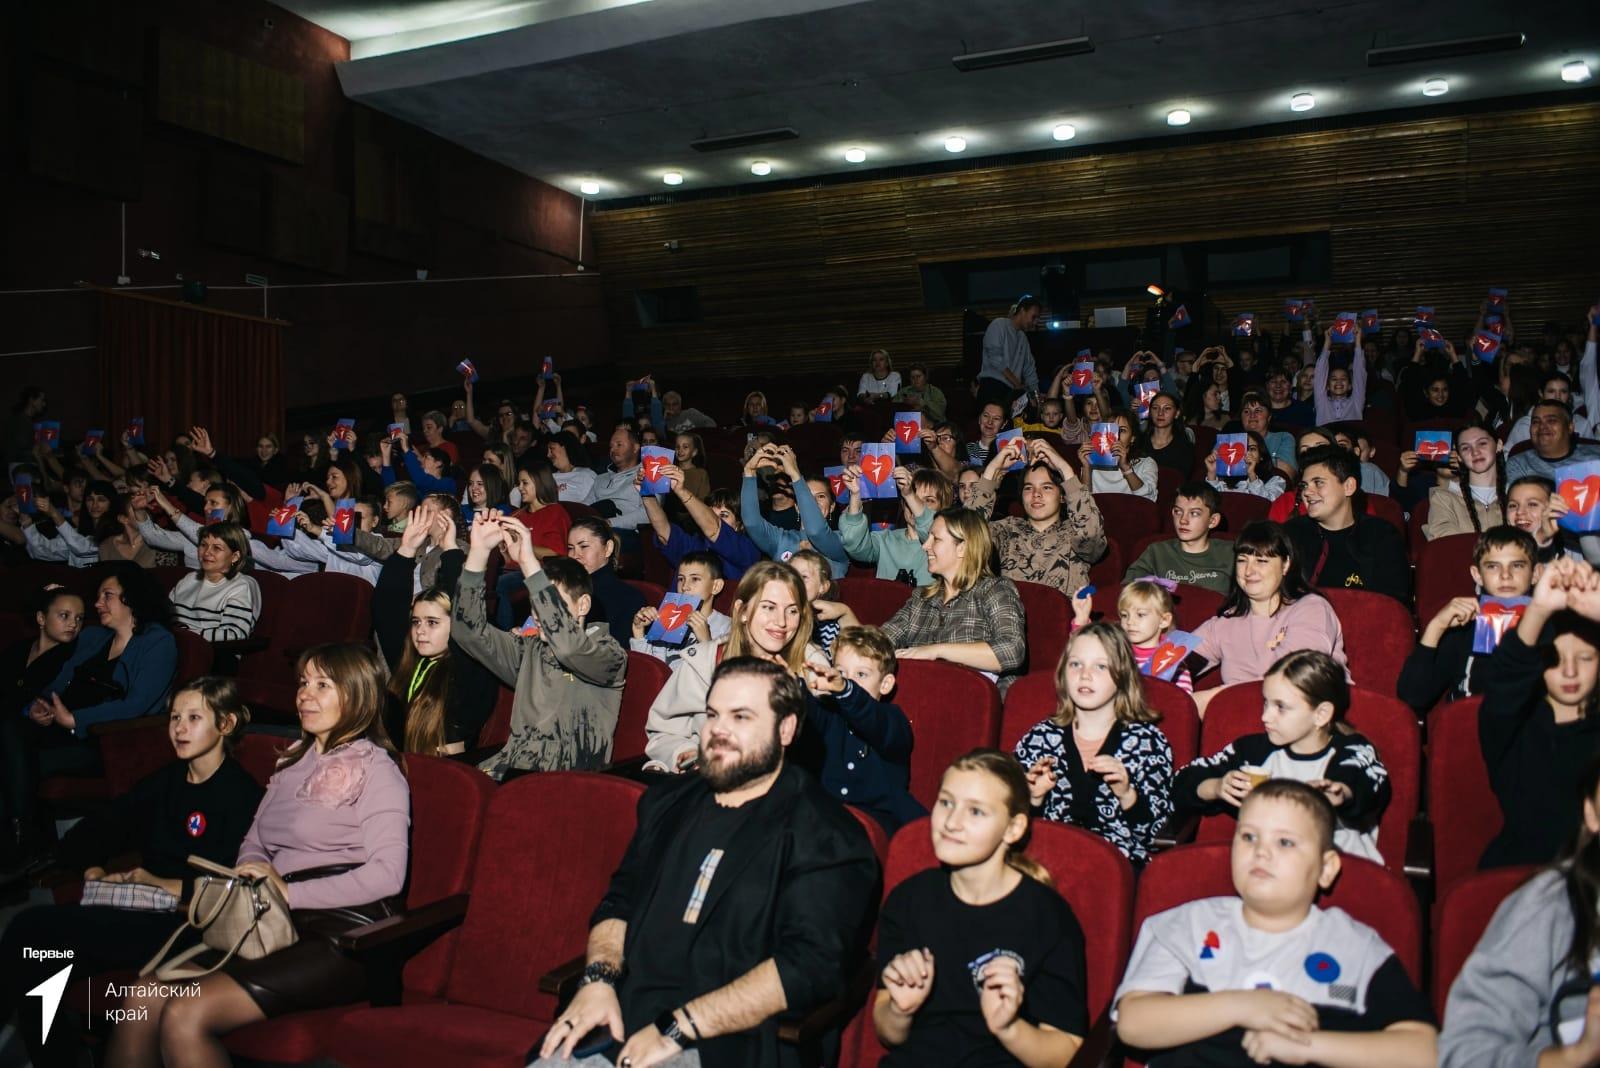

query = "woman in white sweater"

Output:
[[169, 521, 262, 641]]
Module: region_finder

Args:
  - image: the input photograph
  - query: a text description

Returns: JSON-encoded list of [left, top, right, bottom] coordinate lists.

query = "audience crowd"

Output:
[[2, 294, 1600, 1067]]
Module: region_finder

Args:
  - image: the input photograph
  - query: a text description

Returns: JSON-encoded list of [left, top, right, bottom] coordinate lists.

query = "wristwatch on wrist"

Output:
[[655, 1008, 695, 1048], [577, 961, 622, 988]]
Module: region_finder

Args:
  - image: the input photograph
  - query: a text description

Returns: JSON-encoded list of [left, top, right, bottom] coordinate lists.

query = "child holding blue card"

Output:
[[838, 464, 949, 587], [630, 552, 732, 667], [1012, 622, 1174, 864], [1205, 431, 1286, 501], [1077, 413, 1157, 500], [1069, 577, 1196, 693]]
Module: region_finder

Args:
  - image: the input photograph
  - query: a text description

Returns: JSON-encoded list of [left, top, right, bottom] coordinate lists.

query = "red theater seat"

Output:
[[837, 575, 914, 627], [1432, 864, 1539, 1021], [1427, 697, 1501, 899], [614, 650, 671, 762], [1093, 494, 1161, 544], [236, 572, 373, 720], [1319, 588, 1416, 696], [1414, 532, 1477, 632], [892, 661, 1001, 809], [1015, 580, 1072, 677]]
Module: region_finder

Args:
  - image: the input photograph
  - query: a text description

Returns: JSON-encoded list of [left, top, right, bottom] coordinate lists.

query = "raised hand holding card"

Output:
[[1556, 462, 1600, 534], [1089, 423, 1120, 470], [1360, 309, 1382, 336], [812, 398, 834, 423], [1168, 305, 1190, 329], [639, 446, 674, 495], [81, 429, 104, 457], [1414, 431, 1452, 463], [1473, 597, 1529, 655], [1215, 433, 1248, 478], [858, 443, 898, 499], [14, 473, 36, 515], [646, 593, 701, 646], [994, 429, 1026, 473], [1135, 381, 1159, 421], [1069, 360, 1095, 396], [1231, 313, 1255, 338], [1415, 306, 1435, 325], [267, 497, 303, 538], [541, 356, 555, 381], [1284, 299, 1305, 323], [33, 422, 60, 451], [332, 418, 356, 450], [1471, 331, 1501, 363], [1420, 327, 1446, 351], [331, 498, 357, 545], [387, 422, 405, 440], [824, 465, 851, 505], [894, 412, 923, 453], [126, 417, 145, 447], [1330, 312, 1357, 344], [457, 358, 479, 383]]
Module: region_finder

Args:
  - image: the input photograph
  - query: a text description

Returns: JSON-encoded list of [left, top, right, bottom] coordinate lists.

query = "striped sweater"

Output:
[[169, 572, 262, 641]]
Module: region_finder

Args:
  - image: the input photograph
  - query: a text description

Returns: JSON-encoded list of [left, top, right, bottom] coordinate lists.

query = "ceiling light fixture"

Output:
[[1422, 78, 1449, 97], [844, 147, 866, 163], [1052, 123, 1076, 141], [1167, 109, 1191, 126], [579, 180, 600, 196], [1564, 60, 1593, 83], [952, 36, 1094, 73], [1367, 32, 1524, 68], [944, 136, 967, 153], [663, 171, 683, 185], [1290, 92, 1315, 112], [750, 161, 771, 176]]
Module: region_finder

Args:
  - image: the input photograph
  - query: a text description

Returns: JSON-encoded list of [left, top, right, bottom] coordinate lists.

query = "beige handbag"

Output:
[[140, 855, 299, 982]]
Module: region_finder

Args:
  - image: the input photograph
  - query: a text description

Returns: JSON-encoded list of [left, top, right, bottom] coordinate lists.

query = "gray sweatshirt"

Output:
[[1440, 868, 1589, 1067]]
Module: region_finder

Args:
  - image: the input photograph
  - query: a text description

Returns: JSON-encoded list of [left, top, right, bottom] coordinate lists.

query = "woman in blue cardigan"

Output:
[[17, 562, 176, 816]]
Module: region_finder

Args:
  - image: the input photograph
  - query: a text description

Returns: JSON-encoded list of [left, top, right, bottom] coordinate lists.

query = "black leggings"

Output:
[[0, 903, 189, 1067]]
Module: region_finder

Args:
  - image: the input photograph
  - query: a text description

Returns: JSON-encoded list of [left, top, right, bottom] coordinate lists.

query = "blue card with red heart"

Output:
[[1414, 430, 1452, 463], [206, 508, 226, 524], [858, 443, 898, 499], [1284, 299, 1306, 323], [824, 465, 850, 505], [639, 446, 674, 496], [812, 398, 834, 423], [1135, 382, 1159, 421], [80, 429, 104, 457], [1487, 287, 1508, 308], [13, 473, 36, 515], [1471, 331, 1501, 363], [1088, 423, 1119, 469], [1420, 327, 1446, 350], [387, 422, 405, 440], [1231, 313, 1255, 338], [1168, 305, 1190, 329], [332, 418, 356, 451], [1557, 462, 1600, 533], [994, 429, 1026, 473], [647, 593, 700, 645], [1415, 306, 1435, 325], [126, 417, 145, 447], [331, 498, 357, 545], [1330, 313, 1357, 344], [537, 400, 563, 421], [1360, 309, 1382, 336], [1473, 596, 1529, 655], [1144, 630, 1201, 682], [1069, 360, 1095, 396], [893, 412, 922, 453], [267, 496, 302, 538], [1483, 314, 1505, 338], [541, 356, 555, 381], [33, 421, 60, 451], [457, 358, 479, 383], [513, 616, 541, 638], [1215, 433, 1248, 478]]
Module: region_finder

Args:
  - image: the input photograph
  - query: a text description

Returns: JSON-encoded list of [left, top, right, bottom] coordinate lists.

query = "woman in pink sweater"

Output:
[[108, 643, 410, 1068], [1190, 521, 1347, 715]]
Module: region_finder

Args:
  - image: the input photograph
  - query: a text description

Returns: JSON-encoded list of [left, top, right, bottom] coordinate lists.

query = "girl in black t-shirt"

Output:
[[873, 749, 1087, 1067]]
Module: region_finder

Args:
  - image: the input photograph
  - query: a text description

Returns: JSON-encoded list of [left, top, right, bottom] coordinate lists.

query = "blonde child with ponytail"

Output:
[[872, 749, 1088, 1067]]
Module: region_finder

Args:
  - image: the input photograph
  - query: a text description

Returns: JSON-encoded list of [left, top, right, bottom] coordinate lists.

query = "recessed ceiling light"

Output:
[[662, 171, 683, 185], [579, 180, 600, 196], [1052, 123, 1076, 141], [944, 136, 967, 153], [750, 161, 771, 176], [844, 147, 867, 163], [1167, 109, 1191, 126], [1290, 92, 1315, 112], [1422, 78, 1449, 97], [1563, 60, 1592, 83]]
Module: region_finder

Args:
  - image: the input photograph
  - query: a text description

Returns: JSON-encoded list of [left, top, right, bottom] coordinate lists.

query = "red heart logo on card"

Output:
[[1150, 642, 1187, 678], [16, 485, 32, 506], [643, 455, 667, 482], [271, 506, 296, 526], [1478, 601, 1525, 643], [335, 508, 353, 532], [1071, 369, 1092, 388], [1092, 431, 1116, 456], [827, 474, 845, 498], [659, 602, 693, 631], [861, 454, 893, 485], [895, 420, 918, 444], [1561, 475, 1600, 517], [1217, 442, 1245, 468], [1417, 438, 1450, 460]]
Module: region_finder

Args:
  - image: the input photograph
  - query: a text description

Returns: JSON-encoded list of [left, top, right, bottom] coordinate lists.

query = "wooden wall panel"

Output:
[[592, 103, 1600, 380]]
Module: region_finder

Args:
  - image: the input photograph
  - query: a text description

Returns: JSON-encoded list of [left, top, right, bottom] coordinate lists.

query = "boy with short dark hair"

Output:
[[629, 550, 732, 666], [1397, 525, 1540, 713], [1283, 446, 1410, 603], [1114, 780, 1436, 1067], [1124, 481, 1235, 595], [802, 625, 925, 835]]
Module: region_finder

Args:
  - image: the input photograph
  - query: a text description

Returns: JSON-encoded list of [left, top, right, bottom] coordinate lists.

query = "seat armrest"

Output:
[[1151, 811, 1200, 852], [1403, 814, 1435, 885], [336, 893, 469, 954], [539, 953, 587, 998]]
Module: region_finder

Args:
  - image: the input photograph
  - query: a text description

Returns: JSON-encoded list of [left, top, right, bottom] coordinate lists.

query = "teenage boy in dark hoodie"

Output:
[[1283, 445, 1410, 604]]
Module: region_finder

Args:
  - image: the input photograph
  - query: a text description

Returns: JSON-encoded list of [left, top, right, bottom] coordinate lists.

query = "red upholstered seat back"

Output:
[[1000, 672, 1198, 769], [891, 661, 1001, 809], [1217, 491, 1272, 533], [622, 579, 667, 607], [400, 755, 497, 996], [1194, 682, 1421, 876], [172, 626, 213, 687], [443, 772, 644, 1018], [1014, 580, 1071, 677], [1092, 494, 1161, 543], [1414, 532, 1477, 635], [615, 651, 671, 762], [1428, 698, 1502, 897], [1318, 588, 1416, 695], [1134, 842, 1423, 984], [476, 685, 515, 749], [1086, 540, 1124, 589], [837, 576, 914, 627], [1433, 865, 1539, 1020]]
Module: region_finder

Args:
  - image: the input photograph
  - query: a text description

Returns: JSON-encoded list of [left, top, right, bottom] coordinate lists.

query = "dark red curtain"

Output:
[[97, 291, 284, 457]]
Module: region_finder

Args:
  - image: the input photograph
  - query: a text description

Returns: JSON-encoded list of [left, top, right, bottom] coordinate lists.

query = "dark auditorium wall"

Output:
[[591, 101, 1600, 382], [0, 0, 606, 433]]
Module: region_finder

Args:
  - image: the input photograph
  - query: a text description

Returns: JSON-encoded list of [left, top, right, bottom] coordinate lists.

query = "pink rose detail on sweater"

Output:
[[296, 747, 369, 807]]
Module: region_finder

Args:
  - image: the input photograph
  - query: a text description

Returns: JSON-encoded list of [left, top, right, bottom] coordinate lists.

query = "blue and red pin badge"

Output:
[[267, 497, 303, 538], [646, 593, 700, 646], [1304, 952, 1341, 984], [1198, 930, 1221, 960], [186, 811, 207, 837], [1088, 423, 1120, 469], [894, 411, 922, 454], [1556, 462, 1600, 534], [1473, 596, 1529, 655]]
